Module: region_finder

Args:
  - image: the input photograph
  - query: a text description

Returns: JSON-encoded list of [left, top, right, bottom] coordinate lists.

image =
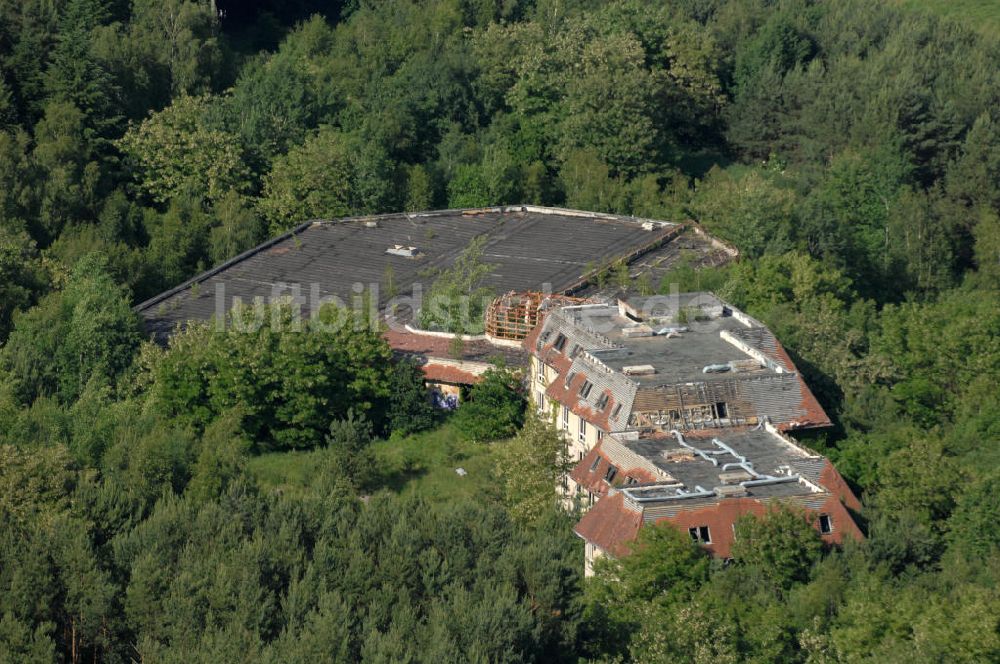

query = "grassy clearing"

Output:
[[248, 421, 503, 503], [247, 447, 325, 494], [369, 422, 502, 502]]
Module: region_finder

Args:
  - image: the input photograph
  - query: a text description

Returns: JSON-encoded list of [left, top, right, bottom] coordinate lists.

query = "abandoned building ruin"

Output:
[[135, 205, 860, 571]]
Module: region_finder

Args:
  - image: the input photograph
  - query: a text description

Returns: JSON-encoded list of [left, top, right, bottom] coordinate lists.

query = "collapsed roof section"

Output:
[[525, 293, 831, 433]]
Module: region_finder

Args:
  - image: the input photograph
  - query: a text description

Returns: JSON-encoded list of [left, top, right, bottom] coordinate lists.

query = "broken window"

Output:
[[604, 465, 618, 483], [688, 526, 711, 544], [819, 514, 833, 534], [579, 381, 593, 398], [553, 333, 568, 351]]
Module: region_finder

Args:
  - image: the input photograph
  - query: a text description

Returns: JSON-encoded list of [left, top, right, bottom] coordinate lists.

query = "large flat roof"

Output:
[[136, 206, 679, 339]]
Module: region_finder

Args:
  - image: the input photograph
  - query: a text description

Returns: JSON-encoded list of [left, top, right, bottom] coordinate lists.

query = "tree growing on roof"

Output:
[[418, 235, 495, 335]]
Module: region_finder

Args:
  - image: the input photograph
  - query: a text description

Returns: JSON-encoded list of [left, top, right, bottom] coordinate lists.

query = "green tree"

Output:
[[386, 358, 436, 437], [44, 0, 121, 143], [0, 226, 46, 342], [419, 235, 495, 334], [405, 163, 434, 212], [731, 505, 824, 589], [321, 409, 376, 489], [258, 126, 357, 233], [118, 94, 251, 204], [496, 415, 569, 524], [452, 365, 525, 443], [144, 302, 394, 450], [690, 166, 796, 258], [208, 190, 267, 264], [1, 255, 140, 404], [583, 522, 711, 660]]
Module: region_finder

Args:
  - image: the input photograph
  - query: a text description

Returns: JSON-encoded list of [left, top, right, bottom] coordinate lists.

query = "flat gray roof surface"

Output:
[[137, 207, 674, 338], [571, 309, 771, 385], [623, 429, 818, 500]]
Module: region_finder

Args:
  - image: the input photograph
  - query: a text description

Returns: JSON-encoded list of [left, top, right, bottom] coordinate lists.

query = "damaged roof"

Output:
[[573, 426, 864, 558], [527, 293, 831, 432]]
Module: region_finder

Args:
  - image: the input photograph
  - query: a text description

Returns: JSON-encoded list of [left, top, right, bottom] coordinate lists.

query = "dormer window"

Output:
[[611, 404, 623, 419], [595, 394, 609, 410], [689, 526, 711, 544], [819, 514, 833, 534], [604, 465, 618, 483], [553, 333, 568, 352], [570, 344, 581, 357], [589, 456, 601, 472], [579, 381, 593, 399]]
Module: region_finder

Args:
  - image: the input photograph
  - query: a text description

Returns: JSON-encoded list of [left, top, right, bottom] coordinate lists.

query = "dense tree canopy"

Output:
[[1, 0, 1000, 661]]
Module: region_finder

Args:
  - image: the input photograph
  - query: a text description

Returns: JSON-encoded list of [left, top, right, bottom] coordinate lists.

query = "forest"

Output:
[[1, 0, 999, 662]]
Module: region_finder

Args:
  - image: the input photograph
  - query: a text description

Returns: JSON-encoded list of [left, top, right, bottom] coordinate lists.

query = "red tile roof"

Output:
[[570, 441, 662, 498], [577, 493, 863, 559], [574, 493, 643, 557], [422, 363, 482, 385]]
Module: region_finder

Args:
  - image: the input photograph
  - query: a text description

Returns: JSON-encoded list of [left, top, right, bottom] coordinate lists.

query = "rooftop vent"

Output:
[[654, 326, 688, 337], [622, 364, 656, 376], [364, 220, 379, 228], [386, 245, 418, 258], [729, 359, 762, 373], [718, 470, 754, 485], [621, 324, 653, 338], [714, 484, 748, 498], [662, 449, 696, 462]]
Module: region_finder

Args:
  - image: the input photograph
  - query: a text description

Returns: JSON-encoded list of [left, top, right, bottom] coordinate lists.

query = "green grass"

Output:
[[370, 422, 501, 502], [892, 0, 1000, 36], [247, 448, 323, 494], [248, 421, 502, 503]]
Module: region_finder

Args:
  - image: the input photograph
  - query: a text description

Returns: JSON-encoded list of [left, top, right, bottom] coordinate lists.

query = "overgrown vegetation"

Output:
[[1, 0, 999, 661]]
